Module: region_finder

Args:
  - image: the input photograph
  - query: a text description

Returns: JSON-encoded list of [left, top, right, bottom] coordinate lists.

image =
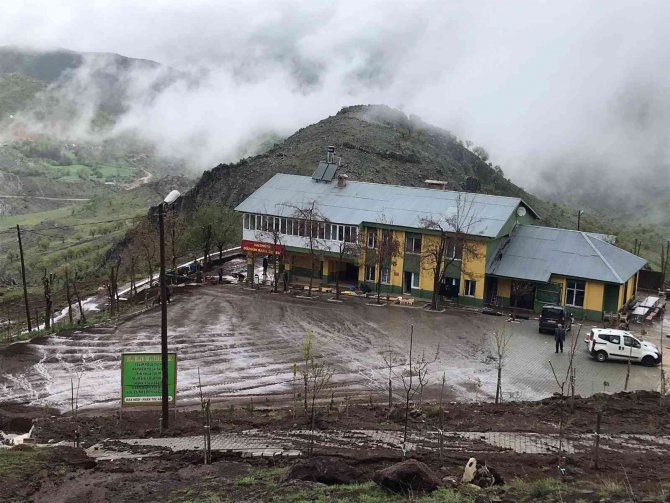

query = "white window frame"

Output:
[[365, 265, 376, 282], [381, 267, 391, 284], [406, 236, 422, 254], [565, 279, 586, 307], [464, 279, 476, 297], [367, 229, 376, 248], [411, 272, 420, 289]]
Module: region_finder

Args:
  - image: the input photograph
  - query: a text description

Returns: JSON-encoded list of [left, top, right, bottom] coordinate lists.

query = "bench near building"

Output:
[[234, 160, 646, 321]]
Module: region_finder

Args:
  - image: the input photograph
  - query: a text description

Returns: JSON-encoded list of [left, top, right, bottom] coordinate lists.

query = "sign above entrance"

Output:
[[241, 240, 285, 255]]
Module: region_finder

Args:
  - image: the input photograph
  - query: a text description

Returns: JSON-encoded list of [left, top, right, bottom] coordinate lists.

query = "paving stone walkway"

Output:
[[85, 428, 670, 461]]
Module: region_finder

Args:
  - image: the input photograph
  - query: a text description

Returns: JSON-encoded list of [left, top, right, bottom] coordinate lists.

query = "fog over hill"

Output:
[[0, 1, 668, 234]]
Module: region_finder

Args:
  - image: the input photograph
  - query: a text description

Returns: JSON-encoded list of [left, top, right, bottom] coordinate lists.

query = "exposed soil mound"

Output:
[[373, 458, 442, 494], [285, 456, 363, 485]]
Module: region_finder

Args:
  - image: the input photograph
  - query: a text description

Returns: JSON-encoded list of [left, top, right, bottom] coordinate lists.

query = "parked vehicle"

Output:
[[538, 305, 572, 333], [585, 328, 661, 366]]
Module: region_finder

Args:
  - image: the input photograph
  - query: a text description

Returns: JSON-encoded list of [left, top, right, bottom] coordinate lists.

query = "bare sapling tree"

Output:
[[493, 324, 513, 404], [381, 339, 402, 409], [292, 363, 299, 418], [401, 325, 415, 456], [197, 368, 212, 464], [549, 324, 582, 411], [438, 371, 446, 460], [415, 345, 440, 407], [307, 354, 333, 455], [420, 192, 481, 311], [286, 201, 328, 296], [301, 332, 314, 412]]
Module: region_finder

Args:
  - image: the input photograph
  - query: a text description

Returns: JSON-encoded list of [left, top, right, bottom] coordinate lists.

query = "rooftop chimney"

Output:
[[327, 145, 335, 163], [337, 173, 348, 188]]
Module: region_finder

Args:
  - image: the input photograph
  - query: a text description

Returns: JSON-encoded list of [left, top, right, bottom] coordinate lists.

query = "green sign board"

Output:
[[121, 353, 177, 407]]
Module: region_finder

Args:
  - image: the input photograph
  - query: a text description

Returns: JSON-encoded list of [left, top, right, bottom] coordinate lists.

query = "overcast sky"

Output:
[[2, 0, 669, 192]]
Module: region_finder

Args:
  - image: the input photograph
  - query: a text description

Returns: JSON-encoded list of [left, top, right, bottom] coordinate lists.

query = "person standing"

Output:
[[555, 323, 565, 353], [262, 256, 269, 279]]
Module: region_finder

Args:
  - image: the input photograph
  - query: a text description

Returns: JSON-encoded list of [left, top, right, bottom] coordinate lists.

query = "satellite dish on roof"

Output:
[[516, 206, 527, 217]]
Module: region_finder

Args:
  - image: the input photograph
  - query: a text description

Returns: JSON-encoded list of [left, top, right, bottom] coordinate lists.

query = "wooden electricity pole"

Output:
[[16, 225, 32, 332]]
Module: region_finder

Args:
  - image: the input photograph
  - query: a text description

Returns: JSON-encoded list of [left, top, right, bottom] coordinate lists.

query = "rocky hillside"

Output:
[[174, 105, 584, 230]]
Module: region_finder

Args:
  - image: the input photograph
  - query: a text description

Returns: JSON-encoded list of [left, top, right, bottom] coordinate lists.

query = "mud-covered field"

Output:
[[0, 282, 665, 414]]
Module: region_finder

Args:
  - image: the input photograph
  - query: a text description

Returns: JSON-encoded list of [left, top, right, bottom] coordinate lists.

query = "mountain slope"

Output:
[[175, 105, 583, 231]]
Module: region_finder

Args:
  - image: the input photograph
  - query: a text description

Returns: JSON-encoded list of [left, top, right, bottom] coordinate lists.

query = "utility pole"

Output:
[[577, 210, 584, 231], [159, 202, 169, 428], [16, 225, 32, 332], [159, 189, 180, 430]]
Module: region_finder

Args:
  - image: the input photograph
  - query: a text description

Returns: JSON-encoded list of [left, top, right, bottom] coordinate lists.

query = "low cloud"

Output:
[[1, 0, 669, 196]]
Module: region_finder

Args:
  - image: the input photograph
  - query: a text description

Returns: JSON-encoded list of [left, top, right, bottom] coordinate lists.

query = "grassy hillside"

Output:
[[0, 176, 192, 291]]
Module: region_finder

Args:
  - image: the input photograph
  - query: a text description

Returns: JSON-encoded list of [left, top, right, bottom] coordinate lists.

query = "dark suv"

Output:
[[539, 305, 572, 333]]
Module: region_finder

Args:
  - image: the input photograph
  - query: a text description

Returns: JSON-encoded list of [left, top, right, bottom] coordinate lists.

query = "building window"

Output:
[[406, 236, 422, 254], [243, 214, 250, 230], [565, 280, 585, 307], [367, 230, 377, 248], [447, 239, 463, 259], [381, 267, 391, 284], [365, 265, 376, 282], [412, 273, 420, 289], [464, 279, 476, 296]]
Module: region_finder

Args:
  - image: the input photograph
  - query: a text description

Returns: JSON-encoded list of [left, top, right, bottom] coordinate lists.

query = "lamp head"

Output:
[[164, 190, 181, 205]]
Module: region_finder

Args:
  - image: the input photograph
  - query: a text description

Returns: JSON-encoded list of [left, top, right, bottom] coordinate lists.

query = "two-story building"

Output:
[[234, 161, 646, 321]]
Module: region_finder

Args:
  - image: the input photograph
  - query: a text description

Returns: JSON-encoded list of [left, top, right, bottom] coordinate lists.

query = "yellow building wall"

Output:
[[391, 230, 405, 288], [584, 281, 604, 312], [460, 240, 486, 299], [358, 228, 406, 288], [419, 234, 439, 292], [627, 274, 636, 300], [497, 278, 511, 298]]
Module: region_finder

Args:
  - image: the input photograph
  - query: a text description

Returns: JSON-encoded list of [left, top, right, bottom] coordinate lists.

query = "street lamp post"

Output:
[[577, 210, 584, 231], [159, 189, 181, 429]]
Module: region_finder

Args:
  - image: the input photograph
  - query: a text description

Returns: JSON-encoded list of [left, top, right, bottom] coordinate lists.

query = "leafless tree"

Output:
[[401, 325, 415, 455], [364, 223, 401, 304], [63, 266, 73, 324], [307, 355, 332, 455], [549, 324, 582, 413], [286, 201, 329, 296], [72, 271, 86, 324], [420, 193, 481, 310], [415, 345, 440, 407], [381, 339, 402, 409], [301, 333, 314, 412], [493, 324, 513, 404]]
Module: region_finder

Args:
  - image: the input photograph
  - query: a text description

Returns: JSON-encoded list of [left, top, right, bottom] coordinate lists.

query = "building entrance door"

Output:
[[403, 271, 412, 294]]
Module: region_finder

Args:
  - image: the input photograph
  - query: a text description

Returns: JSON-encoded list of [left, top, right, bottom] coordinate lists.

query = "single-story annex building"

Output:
[[234, 160, 646, 320]]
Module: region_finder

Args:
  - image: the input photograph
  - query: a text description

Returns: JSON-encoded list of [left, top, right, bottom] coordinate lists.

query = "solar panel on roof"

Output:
[[322, 163, 337, 182], [312, 161, 327, 181]]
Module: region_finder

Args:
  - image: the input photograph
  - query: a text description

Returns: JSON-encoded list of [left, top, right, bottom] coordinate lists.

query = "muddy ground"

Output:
[[1, 280, 666, 415], [2, 391, 670, 502]]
